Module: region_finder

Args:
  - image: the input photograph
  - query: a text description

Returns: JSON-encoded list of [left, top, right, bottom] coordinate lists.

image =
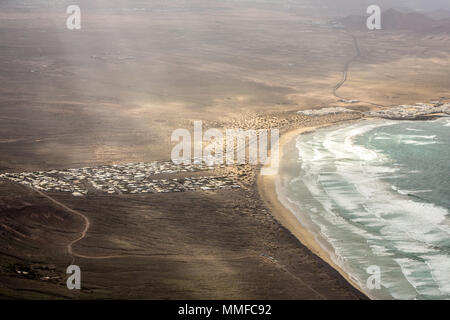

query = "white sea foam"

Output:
[[423, 255, 450, 295], [394, 258, 442, 298], [402, 140, 438, 146], [284, 120, 450, 300], [396, 134, 438, 146], [406, 128, 425, 132]]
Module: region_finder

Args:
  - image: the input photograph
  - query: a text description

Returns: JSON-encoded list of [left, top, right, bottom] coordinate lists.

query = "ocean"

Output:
[[277, 117, 450, 300]]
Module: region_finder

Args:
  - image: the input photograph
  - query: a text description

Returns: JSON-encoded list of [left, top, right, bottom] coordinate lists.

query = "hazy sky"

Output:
[[2, 0, 450, 11], [1, 0, 450, 20]]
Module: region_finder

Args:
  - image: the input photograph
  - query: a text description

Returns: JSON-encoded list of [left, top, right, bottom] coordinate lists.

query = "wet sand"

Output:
[[7, 1, 450, 299], [0, 114, 368, 299], [257, 122, 367, 297]]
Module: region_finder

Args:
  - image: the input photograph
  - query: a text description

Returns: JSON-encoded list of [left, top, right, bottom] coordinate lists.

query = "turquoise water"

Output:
[[278, 118, 450, 299]]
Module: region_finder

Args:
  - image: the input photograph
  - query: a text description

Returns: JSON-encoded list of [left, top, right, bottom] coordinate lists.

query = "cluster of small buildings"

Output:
[[181, 176, 240, 191], [297, 107, 355, 116], [339, 99, 359, 104], [328, 21, 345, 29], [1, 171, 79, 193], [367, 102, 450, 120], [297, 101, 450, 121], [0, 161, 240, 196]]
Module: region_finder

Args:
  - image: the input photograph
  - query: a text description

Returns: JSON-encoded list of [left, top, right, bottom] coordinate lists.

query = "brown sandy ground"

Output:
[[1, 1, 449, 300], [0, 113, 366, 299]]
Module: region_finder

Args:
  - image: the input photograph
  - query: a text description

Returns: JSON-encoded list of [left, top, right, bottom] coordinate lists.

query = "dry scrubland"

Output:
[[0, 1, 449, 299]]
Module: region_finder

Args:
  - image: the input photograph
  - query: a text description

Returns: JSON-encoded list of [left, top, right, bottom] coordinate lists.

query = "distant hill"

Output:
[[338, 8, 450, 34], [426, 9, 450, 20], [337, 15, 367, 31], [381, 8, 437, 31], [429, 18, 450, 34]]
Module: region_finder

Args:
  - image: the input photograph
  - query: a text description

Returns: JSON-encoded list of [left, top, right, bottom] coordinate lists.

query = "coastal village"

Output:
[[297, 106, 355, 116], [1, 101, 448, 198], [297, 101, 450, 120], [0, 161, 241, 197], [366, 102, 450, 120]]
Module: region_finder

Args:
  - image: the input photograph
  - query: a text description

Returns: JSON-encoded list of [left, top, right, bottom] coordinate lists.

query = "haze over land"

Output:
[[0, 0, 449, 299]]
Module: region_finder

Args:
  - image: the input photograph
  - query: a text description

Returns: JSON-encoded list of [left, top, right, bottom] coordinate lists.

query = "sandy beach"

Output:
[[0, 113, 367, 300], [2, 1, 449, 300], [257, 123, 367, 297]]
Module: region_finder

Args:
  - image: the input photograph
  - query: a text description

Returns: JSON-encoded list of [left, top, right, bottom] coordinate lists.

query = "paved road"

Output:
[[333, 32, 386, 108], [333, 33, 361, 99]]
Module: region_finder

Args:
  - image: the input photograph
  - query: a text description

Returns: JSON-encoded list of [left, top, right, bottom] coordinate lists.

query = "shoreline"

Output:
[[257, 121, 369, 299]]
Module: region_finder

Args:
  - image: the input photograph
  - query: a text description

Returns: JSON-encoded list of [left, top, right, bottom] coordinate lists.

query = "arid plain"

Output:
[[0, 0, 449, 299]]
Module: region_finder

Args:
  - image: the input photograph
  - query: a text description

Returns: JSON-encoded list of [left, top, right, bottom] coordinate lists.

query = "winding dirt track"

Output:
[[10, 31, 384, 291], [29, 186, 256, 263], [29, 187, 166, 263], [25, 33, 370, 265], [30, 187, 114, 263], [27, 185, 331, 297]]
